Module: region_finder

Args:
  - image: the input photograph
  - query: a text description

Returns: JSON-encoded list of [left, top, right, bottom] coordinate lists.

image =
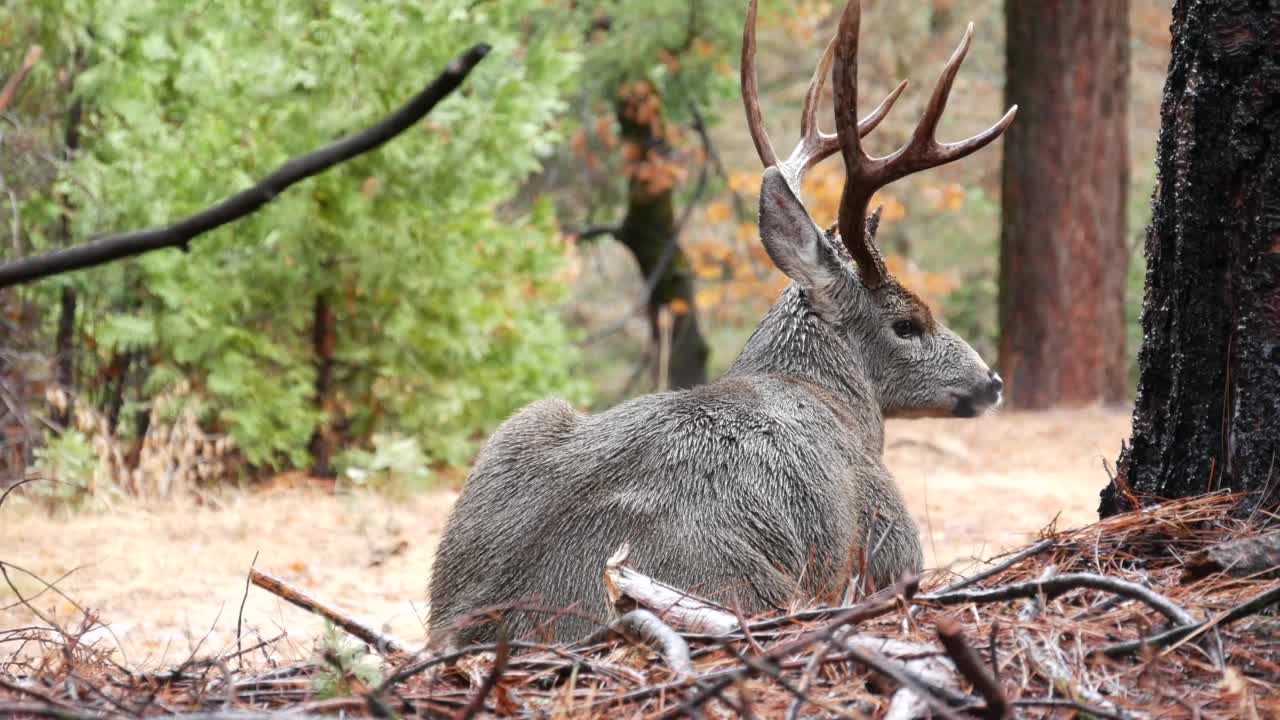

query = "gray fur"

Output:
[[427, 167, 1002, 645]]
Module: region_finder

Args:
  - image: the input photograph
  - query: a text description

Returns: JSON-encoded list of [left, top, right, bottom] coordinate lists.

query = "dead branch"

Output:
[[248, 569, 407, 656], [0, 46, 42, 114], [604, 543, 739, 635], [606, 609, 693, 677], [927, 539, 1057, 595], [921, 571, 1196, 626], [0, 43, 490, 288], [1101, 582, 1280, 658], [0, 676, 77, 712], [935, 617, 1006, 719], [836, 640, 964, 720]]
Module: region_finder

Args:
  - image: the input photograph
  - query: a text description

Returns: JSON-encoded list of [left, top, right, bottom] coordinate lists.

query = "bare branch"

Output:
[[920, 571, 1196, 627], [249, 569, 408, 656], [0, 43, 491, 288], [606, 609, 693, 678], [935, 617, 1007, 719]]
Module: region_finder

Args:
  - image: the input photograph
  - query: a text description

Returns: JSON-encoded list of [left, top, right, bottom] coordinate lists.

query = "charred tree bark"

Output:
[[1100, 0, 1280, 516], [614, 83, 709, 390], [308, 287, 337, 477], [998, 1, 1130, 409]]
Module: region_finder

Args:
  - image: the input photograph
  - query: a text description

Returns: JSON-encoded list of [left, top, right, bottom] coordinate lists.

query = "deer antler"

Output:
[[741, 0, 905, 200], [831, 1, 1017, 288]]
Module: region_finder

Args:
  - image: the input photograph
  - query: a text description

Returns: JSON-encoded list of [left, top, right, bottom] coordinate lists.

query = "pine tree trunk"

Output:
[[615, 83, 709, 390], [998, 1, 1130, 409], [308, 289, 337, 477], [51, 97, 84, 428], [1099, 0, 1280, 516]]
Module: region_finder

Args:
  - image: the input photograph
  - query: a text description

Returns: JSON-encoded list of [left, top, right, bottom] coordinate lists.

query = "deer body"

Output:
[[429, 286, 923, 643], [428, 0, 1014, 645]]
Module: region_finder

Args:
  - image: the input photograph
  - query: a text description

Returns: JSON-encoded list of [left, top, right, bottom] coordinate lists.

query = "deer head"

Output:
[[739, 0, 1015, 418]]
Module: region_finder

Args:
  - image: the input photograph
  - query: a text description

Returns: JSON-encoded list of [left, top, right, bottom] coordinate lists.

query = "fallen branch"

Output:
[[935, 617, 1006, 719], [604, 543, 739, 635], [920, 571, 1196, 627], [248, 568, 407, 656], [0, 43, 490, 288], [605, 609, 693, 677], [1100, 582, 1280, 658], [837, 639, 964, 720], [927, 539, 1057, 595]]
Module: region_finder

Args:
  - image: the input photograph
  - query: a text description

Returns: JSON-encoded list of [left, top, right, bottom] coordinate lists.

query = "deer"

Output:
[[427, 0, 1016, 646]]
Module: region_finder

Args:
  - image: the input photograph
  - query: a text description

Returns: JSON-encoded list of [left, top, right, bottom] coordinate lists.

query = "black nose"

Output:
[[988, 370, 1003, 393]]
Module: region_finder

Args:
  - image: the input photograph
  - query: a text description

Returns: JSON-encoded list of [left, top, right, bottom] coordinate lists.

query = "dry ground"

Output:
[[1, 407, 1128, 669]]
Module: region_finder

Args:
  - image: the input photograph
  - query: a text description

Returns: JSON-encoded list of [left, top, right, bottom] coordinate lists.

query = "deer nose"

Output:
[[988, 370, 1003, 394]]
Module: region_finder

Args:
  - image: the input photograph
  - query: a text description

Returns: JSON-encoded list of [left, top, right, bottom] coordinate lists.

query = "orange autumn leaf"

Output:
[[704, 200, 732, 224]]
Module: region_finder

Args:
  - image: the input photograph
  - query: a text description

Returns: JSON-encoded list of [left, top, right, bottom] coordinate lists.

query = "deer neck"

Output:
[[726, 286, 884, 446]]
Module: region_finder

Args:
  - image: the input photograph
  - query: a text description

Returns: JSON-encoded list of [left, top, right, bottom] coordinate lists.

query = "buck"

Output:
[[428, 0, 1015, 645]]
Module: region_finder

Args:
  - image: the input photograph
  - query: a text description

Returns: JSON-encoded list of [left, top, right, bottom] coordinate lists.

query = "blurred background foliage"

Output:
[[1, 0, 1169, 502]]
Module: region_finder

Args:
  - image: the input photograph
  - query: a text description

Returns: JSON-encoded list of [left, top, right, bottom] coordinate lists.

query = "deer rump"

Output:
[[426, 374, 919, 645]]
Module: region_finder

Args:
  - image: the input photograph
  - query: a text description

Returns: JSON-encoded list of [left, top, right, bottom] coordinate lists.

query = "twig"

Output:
[[926, 539, 1057, 595], [0, 476, 42, 510], [785, 630, 837, 720], [1012, 697, 1133, 720], [1101, 582, 1280, 658], [0, 702, 101, 720], [235, 551, 259, 670], [836, 641, 965, 720], [249, 569, 407, 655], [935, 617, 1006, 719], [603, 543, 739, 635], [454, 629, 509, 720], [649, 578, 919, 717], [0, 43, 491, 287], [0, 676, 78, 712], [921, 571, 1196, 627], [606, 609, 693, 677]]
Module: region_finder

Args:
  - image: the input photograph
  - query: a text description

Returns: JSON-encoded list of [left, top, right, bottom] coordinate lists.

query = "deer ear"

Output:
[[758, 167, 841, 292]]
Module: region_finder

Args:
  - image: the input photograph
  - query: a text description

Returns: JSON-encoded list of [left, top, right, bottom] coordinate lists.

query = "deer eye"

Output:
[[892, 319, 922, 339]]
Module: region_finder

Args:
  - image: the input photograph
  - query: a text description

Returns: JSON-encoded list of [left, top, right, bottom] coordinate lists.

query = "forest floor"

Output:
[[1, 407, 1129, 670]]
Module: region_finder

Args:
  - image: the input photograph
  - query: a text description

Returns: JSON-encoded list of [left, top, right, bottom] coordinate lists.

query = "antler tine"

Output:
[[741, 0, 778, 168], [745, 0, 907, 198], [832, 0, 1017, 288], [781, 55, 907, 188]]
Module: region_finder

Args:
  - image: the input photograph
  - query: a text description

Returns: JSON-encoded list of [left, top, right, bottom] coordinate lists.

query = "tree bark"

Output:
[[998, 1, 1130, 409], [308, 288, 337, 477], [50, 97, 83, 428], [1099, 0, 1280, 516], [614, 83, 709, 390]]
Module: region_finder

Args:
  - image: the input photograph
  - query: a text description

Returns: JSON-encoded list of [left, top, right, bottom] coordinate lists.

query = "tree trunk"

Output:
[[308, 288, 337, 477], [50, 97, 84, 428], [52, 285, 77, 427], [1099, 0, 1280, 516], [615, 82, 709, 390], [998, 1, 1130, 409]]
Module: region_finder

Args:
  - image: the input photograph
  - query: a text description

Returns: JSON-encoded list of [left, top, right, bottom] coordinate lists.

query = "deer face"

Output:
[[858, 282, 1002, 418], [758, 168, 1002, 418]]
